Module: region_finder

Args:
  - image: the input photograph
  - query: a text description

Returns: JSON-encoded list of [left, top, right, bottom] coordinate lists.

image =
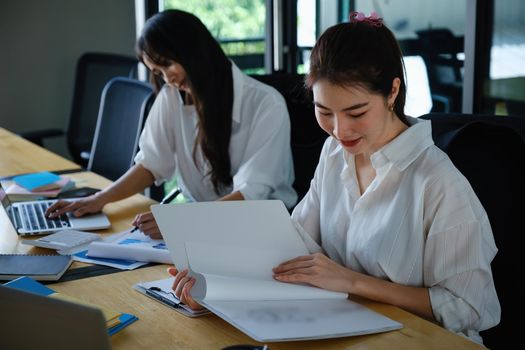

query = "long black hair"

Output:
[[136, 10, 234, 194], [307, 18, 408, 124]]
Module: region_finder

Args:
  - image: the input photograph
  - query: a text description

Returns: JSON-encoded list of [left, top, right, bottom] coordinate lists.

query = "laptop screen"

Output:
[[0, 182, 15, 226], [0, 285, 111, 350]]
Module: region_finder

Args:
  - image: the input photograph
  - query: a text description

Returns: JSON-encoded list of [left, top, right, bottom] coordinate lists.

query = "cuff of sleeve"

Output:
[[429, 285, 478, 334], [236, 183, 271, 201], [134, 155, 165, 187]]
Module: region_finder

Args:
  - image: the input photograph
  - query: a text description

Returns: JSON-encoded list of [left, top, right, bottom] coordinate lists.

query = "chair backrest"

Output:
[[420, 113, 525, 348], [415, 29, 464, 111], [67, 52, 138, 166], [88, 77, 154, 181], [250, 73, 328, 206]]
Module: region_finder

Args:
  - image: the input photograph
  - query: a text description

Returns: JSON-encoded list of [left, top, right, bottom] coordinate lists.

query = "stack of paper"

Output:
[[4, 173, 74, 201], [3, 276, 137, 335], [71, 229, 172, 270]]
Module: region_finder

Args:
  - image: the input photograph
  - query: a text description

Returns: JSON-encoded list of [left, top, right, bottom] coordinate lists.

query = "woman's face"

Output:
[[142, 54, 190, 93], [312, 78, 401, 157]]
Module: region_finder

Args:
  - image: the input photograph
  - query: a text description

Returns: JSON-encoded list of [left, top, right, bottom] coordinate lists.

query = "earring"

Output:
[[388, 104, 394, 111]]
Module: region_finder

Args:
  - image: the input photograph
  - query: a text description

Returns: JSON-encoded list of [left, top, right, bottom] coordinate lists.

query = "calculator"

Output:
[[21, 229, 101, 251]]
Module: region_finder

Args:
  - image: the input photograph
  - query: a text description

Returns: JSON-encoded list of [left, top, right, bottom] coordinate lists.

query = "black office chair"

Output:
[[421, 113, 525, 349], [87, 77, 154, 181], [20, 52, 138, 167], [250, 73, 327, 207], [416, 29, 464, 112]]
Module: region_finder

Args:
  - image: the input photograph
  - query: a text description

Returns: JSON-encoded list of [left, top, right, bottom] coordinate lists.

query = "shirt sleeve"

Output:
[[232, 94, 296, 207], [290, 138, 333, 246], [134, 88, 178, 185], [424, 172, 501, 340]]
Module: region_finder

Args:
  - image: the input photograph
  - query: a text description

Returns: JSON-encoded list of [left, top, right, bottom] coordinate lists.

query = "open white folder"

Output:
[[151, 200, 402, 342]]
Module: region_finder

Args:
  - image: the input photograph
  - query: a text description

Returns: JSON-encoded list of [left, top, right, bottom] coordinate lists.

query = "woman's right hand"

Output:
[[168, 267, 204, 311], [45, 193, 106, 218]]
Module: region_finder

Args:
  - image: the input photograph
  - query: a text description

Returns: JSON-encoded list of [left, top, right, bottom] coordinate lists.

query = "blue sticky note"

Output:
[[13, 171, 60, 191]]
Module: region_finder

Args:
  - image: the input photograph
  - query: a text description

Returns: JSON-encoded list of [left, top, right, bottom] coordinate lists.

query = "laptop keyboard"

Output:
[[16, 201, 71, 232]]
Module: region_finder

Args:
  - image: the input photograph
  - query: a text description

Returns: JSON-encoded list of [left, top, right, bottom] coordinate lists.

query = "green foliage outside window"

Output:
[[163, 0, 266, 56]]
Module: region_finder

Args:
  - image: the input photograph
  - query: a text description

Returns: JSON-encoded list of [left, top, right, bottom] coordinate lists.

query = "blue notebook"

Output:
[[13, 171, 60, 191], [3, 276, 138, 335], [0, 254, 72, 281]]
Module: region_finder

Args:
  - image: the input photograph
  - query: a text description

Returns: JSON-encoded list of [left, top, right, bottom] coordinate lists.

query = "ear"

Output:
[[387, 77, 401, 107]]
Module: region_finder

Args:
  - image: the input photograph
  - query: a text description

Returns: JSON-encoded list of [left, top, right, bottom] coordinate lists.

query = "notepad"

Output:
[[0, 254, 73, 281], [5, 176, 74, 199], [13, 171, 61, 191]]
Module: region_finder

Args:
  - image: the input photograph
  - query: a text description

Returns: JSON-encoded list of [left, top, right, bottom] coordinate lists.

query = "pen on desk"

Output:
[[130, 188, 182, 233]]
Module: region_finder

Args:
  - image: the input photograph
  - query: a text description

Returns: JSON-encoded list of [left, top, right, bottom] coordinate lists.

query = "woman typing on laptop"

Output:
[[46, 10, 296, 237]]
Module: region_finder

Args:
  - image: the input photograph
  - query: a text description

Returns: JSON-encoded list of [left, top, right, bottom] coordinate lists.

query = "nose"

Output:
[[333, 113, 351, 140]]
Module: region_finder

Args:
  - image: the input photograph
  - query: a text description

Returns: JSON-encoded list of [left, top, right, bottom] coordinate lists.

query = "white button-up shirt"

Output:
[[292, 117, 500, 343], [134, 64, 297, 208]]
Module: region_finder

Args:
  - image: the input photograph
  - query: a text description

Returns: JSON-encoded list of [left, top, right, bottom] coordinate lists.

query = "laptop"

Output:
[[0, 285, 111, 350], [0, 182, 110, 236]]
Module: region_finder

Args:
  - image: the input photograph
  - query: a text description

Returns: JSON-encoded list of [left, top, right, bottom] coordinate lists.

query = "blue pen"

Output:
[[130, 188, 182, 232]]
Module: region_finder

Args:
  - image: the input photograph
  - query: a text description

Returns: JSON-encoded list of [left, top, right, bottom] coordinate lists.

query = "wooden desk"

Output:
[[0, 128, 80, 177], [0, 127, 485, 349], [0, 128, 156, 254]]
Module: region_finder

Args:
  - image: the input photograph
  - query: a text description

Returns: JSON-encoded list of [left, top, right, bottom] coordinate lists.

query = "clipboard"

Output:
[[133, 278, 209, 318]]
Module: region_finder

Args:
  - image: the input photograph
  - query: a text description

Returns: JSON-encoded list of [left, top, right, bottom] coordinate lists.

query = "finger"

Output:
[[147, 230, 163, 239], [273, 260, 316, 274], [140, 211, 154, 221], [131, 214, 141, 227], [273, 255, 314, 272], [139, 220, 158, 234], [174, 276, 192, 298], [274, 272, 313, 284], [45, 201, 67, 215], [181, 279, 203, 310], [45, 200, 71, 217], [167, 266, 178, 277], [172, 269, 189, 293], [274, 266, 317, 278], [48, 201, 78, 217]]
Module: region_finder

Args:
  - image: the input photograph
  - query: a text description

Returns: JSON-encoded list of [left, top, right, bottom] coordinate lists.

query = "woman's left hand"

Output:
[[272, 253, 354, 293]]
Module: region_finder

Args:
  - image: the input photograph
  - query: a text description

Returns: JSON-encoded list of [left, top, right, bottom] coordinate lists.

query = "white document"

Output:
[[71, 229, 171, 270], [86, 229, 172, 264], [151, 200, 403, 342]]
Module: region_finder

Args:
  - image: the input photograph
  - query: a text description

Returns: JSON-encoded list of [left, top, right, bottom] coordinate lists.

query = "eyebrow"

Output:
[[314, 101, 369, 111]]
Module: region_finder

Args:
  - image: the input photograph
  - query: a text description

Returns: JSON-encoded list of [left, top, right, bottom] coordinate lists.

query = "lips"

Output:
[[340, 138, 362, 148]]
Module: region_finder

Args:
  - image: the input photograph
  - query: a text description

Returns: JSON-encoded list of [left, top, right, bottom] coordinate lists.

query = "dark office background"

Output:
[[1, 0, 523, 159]]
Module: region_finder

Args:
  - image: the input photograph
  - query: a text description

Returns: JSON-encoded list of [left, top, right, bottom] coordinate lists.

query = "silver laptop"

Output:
[[0, 182, 110, 236], [0, 285, 111, 350]]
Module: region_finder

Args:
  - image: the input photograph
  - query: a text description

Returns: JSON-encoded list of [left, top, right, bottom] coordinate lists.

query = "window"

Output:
[[162, 0, 266, 74], [355, 0, 467, 114]]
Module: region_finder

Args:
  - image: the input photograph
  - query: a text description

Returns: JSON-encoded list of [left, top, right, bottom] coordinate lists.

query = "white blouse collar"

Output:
[[328, 117, 434, 172]]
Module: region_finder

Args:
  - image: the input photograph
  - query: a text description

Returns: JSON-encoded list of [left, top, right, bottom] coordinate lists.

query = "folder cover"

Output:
[[0, 254, 72, 281]]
